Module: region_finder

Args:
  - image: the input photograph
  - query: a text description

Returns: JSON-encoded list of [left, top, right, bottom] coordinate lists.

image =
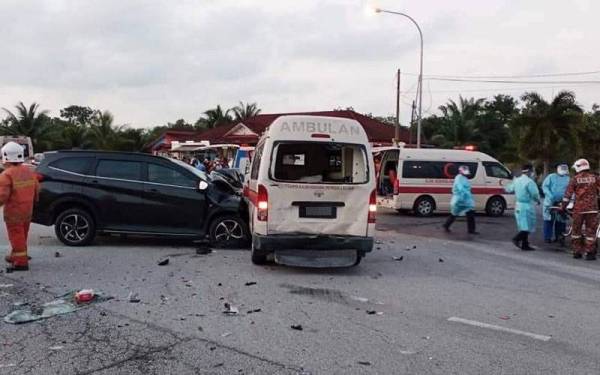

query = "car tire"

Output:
[[251, 243, 269, 265], [486, 196, 506, 217], [209, 215, 249, 248], [414, 196, 435, 217], [54, 208, 96, 246], [352, 254, 362, 267]]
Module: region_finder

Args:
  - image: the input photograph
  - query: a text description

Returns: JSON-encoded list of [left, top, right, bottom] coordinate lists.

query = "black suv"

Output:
[[33, 151, 249, 247]]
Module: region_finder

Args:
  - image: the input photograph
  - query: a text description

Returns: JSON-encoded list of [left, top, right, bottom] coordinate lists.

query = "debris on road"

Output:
[[438, 258, 444, 263], [357, 361, 371, 366], [0, 364, 16, 369], [157, 258, 169, 266], [74, 289, 95, 304], [223, 302, 239, 315], [49, 346, 64, 351], [0, 284, 14, 288], [54, 251, 61, 258], [245, 281, 257, 286], [366, 310, 383, 315], [393, 256, 404, 261], [350, 296, 369, 303], [247, 309, 262, 314], [4, 290, 113, 324], [499, 315, 510, 320], [291, 324, 303, 331], [221, 332, 232, 337], [196, 246, 212, 255], [128, 292, 141, 303]]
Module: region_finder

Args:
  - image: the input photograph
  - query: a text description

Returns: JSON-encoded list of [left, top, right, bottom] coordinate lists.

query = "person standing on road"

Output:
[[542, 163, 570, 243], [444, 165, 478, 234], [560, 159, 600, 260], [505, 164, 540, 251], [0, 142, 39, 271]]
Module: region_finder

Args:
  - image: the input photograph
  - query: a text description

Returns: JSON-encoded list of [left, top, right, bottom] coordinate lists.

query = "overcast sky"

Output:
[[1, 0, 598, 128]]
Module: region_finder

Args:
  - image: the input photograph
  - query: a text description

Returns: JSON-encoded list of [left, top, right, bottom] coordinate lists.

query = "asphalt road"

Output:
[[1, 210, 600, 374]]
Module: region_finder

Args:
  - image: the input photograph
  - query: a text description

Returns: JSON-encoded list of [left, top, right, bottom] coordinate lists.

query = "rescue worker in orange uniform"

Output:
[[561, 159, 600, 260], [0, 142, 39, 271]]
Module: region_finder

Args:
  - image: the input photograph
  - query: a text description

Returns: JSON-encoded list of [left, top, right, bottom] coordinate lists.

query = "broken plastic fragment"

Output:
[[438, 258, 444, 263], [393, 256, 403, 261], [291, 324, 303, 331], [245, 281, 257, 286], [223, 302, 239, 315], [54, 251, 61, 258], [157, 258, 169, 266], [357, 361, 371, 366], [128, 292, 141, 303]]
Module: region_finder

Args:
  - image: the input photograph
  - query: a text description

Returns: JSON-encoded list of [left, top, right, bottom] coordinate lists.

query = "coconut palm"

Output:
[[231, 102, 261, 121], [1, 102, 52, 150], [87, 110, 126, 150], [514, 91, 583, 175], [438, 96, 485, 146], [201, 105, 233, 129]]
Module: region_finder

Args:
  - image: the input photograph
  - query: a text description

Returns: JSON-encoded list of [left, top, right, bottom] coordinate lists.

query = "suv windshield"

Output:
[[271, 142, 369, 184]]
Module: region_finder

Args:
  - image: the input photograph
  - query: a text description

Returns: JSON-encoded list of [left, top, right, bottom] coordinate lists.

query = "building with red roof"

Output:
[[146, 110, 410, 154]]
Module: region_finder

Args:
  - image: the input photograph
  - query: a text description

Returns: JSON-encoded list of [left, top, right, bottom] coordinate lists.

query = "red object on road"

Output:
[[75, 289, 95, 304]]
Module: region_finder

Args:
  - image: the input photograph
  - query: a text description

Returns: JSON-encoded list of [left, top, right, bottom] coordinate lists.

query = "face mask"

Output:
[[557, 168, 568, 176]]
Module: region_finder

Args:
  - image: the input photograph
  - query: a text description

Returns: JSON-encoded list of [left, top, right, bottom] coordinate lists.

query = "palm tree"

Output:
[[2, 102, 51, 150], [87, 110, 125, 150], [231, 102, 261, 121], [118, 128, 151, 152], [438, 96, 485, 146], [61, 123, 89, 149], [201, 105, 233, 129], [514, 91, 583, 175]]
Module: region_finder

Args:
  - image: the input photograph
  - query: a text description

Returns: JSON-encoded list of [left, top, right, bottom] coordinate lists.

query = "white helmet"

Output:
[[572, 159, 590, 173], [1, 142, 25, 163]]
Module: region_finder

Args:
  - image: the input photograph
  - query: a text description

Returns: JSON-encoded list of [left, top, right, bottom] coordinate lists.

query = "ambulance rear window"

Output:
[[271, 142, 369, 184]]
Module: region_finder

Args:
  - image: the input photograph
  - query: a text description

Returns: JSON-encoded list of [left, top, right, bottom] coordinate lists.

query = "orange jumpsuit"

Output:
[[562, 171, 600, 255], [0, 164, 39, 268]]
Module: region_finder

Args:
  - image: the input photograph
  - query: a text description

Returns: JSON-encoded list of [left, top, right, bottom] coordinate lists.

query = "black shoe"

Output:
[[443, 225, 451, 233], [585, 253, 596, 261], [521, 244, 536, 251], [573, 252, 583, 259], [469, 231, 480, 235], [512, 238, 522, 249], [6, 265, 29, 272]]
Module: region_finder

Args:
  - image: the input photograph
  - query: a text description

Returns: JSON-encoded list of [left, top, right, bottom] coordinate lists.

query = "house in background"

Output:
[[145, 110, 410, 155]]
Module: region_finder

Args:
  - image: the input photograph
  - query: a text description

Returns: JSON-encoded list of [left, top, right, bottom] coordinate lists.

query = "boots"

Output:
[[443, 215, 455, 232], [521, 232, 535, 251], [585, 253, 597, 261], [512, 232, 525, 249], [467, 211, 479, 234]]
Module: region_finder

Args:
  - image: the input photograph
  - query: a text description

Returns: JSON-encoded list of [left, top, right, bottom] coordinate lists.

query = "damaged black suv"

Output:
[[33, 151, 249, 247]]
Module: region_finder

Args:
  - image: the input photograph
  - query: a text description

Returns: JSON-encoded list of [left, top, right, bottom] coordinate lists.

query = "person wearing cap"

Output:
[[505, 164, 540, 251], [443, 165, 478, 234], [560, 159, 600, 260], [542, 163, 570, 243], [0, 142, 40, 271]]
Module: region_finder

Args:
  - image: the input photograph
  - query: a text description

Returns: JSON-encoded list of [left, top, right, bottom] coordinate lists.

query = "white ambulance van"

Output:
[[375, 146, 515, 217], [244, 115, 376, 267]]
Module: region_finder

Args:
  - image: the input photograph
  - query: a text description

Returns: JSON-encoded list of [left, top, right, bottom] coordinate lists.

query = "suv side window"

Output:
[[96, 160, 143, 181], [251, 142, 265, 180], [148, 163, 196, 188], [483, 161, 512, 179], [49, 157, 94, 175]]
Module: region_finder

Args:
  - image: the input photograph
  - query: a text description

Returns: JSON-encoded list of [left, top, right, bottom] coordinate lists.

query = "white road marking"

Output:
[[448, 317, 552, 342]]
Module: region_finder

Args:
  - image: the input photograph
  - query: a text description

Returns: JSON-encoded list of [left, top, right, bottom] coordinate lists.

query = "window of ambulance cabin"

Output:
[[148, 163, 196, 188], [483, 161, 512, 179], [49, 157, 94, 175], [402, 161, 478, 180], [250, 142, 265, 180], [272, 142, 368, 184], [95, 160, 143, 181]]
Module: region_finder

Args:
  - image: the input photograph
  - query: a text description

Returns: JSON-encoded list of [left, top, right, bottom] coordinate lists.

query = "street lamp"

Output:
[[373, 7, 424, 148]]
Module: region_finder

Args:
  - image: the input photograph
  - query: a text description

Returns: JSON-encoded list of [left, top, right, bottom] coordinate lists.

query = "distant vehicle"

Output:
[[245, 115, 376, 267], [373, 146, 515, 217], [33, 151, 249, 247], [232, 146, 255, 174]]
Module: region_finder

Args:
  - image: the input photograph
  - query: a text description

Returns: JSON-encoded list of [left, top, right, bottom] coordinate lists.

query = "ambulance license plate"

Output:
[[300, 206, 336, 219]]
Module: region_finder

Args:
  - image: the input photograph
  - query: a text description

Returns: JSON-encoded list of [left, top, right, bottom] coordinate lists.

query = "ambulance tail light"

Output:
[[368, 189, 377, 223], [257, 184, 268, 221]]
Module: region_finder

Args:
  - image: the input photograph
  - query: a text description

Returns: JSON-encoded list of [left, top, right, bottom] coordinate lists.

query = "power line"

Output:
[[401, 84, 599, 94], [402, 70, 600, 79], [425, 77, 600, 84]]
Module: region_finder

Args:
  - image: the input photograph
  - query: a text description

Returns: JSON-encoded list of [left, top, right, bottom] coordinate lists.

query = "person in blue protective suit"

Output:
[[541, 163, 570, 243], [505, 164, 541, 250], [443, 165, 478, 234]]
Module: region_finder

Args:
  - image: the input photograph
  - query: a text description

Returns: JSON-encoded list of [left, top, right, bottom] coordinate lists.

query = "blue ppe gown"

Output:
[[505, 175, 541, 232], [541, 173, 570, 221], [450, 174, 475, 216]]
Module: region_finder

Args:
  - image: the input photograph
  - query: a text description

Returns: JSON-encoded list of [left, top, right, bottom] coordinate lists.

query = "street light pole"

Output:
[[375, 8, 424, 148]]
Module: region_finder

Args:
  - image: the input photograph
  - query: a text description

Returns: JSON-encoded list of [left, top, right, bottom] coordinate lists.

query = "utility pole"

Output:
[[395, 69, 401, 145], [408, 100, 416, 146]]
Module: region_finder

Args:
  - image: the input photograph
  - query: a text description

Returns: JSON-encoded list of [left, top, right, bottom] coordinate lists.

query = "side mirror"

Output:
[[198, 180, 209, 191]]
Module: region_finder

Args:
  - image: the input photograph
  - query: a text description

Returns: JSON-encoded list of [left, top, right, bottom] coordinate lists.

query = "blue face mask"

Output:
[[557, 166, 569, 176]]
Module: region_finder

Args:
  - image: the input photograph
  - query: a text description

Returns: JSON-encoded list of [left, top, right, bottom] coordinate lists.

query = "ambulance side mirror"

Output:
[[198, 180, 209, 191]]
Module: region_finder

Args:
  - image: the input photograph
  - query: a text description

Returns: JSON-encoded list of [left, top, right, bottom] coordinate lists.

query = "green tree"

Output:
[[117, 128, 152, 152], [197, 105, 233, 129], [60, 105, 95, 125], [1, 102, 52, 151], [87, 110, 125, 150], [439, 96, 485, 146], [580, 104, 600, 172], [232, 102, 261, 121], [513, 91, 583, 175], [475, 95, 518, 159]]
